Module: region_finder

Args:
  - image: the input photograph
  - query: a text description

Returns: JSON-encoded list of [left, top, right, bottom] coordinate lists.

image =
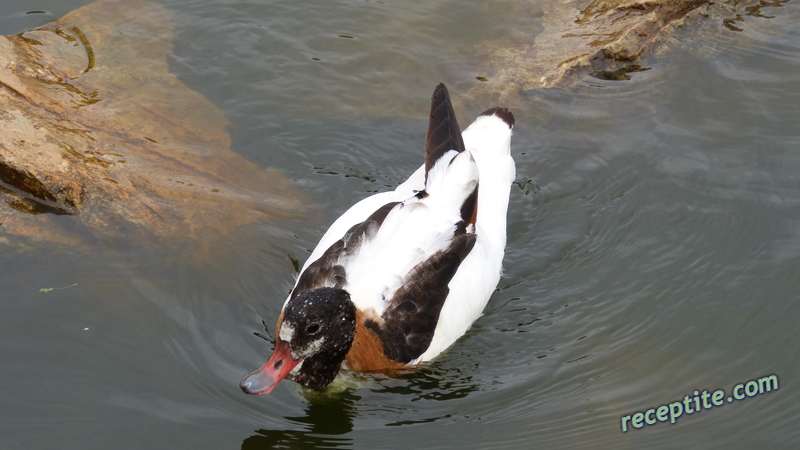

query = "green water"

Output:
[[2, 0, 799, 448]]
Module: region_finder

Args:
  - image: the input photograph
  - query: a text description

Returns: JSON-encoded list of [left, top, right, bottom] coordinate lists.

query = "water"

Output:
[[2, 0, 800, 448]]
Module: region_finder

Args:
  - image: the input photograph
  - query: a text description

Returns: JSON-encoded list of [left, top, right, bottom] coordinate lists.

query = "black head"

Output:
[[283, 287, 357, 390], [281, 288, 355, 356], [241, 287, 357, 394]]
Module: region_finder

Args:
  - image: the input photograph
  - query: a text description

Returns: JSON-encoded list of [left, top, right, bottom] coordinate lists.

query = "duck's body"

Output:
[[241, 84, 514, 394]]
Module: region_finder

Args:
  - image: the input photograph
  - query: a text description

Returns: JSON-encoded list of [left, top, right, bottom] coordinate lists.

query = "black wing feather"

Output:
[[425, 83, 465, 184], [479, 106, 515, 128], [292, 202, 400, 299], [371, 232, 477, 363]]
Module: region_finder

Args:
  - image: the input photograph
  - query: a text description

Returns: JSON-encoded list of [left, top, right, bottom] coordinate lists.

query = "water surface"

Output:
[[2, 0, 799, 448]]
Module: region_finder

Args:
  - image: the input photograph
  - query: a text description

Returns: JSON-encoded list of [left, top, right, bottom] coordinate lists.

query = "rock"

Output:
[[467, 0, 793, 107], [0, 0, 302, 247]]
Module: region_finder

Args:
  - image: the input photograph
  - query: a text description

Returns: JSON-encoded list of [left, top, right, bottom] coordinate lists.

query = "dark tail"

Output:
[[424, 83, 465, 184]]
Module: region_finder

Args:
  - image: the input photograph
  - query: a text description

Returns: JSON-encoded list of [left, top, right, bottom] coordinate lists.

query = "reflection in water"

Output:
[[371, 362, 479, 402], [240, 361, 480, 447], [242, 391, 358, 449]]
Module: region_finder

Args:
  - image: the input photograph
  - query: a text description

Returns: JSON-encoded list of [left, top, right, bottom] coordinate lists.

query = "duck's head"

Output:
[[240, 287, 356, 394]]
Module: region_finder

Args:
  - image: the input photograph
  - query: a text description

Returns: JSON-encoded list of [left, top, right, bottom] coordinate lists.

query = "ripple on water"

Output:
[[3, 0, 800, 447]]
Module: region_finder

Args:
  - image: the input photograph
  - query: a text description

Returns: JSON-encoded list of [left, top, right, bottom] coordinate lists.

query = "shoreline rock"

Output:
[[0, 0, 302, 248]]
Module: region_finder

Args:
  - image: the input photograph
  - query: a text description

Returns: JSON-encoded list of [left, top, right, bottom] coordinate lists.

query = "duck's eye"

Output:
[[305, 323, 320, 335]]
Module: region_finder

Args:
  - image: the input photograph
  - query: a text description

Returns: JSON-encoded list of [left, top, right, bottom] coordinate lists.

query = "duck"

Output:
[[240, 83, 515, 394]]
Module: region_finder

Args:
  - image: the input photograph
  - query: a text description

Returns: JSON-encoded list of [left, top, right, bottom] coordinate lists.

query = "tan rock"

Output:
[[468, 0, 792, 107], [0, 0, 302, 247]]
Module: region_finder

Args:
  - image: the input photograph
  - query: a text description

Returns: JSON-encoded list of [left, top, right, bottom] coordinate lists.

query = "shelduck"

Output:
[[241, 83, 515, 394]]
